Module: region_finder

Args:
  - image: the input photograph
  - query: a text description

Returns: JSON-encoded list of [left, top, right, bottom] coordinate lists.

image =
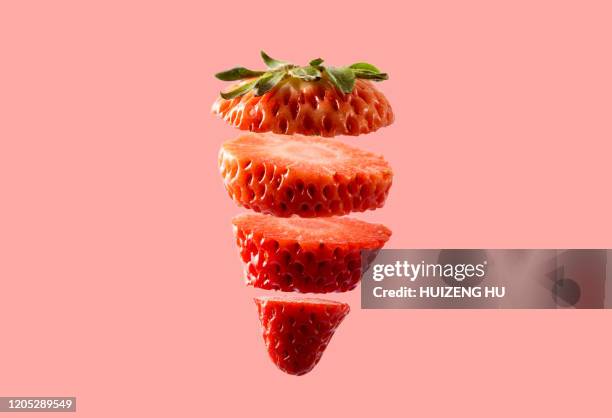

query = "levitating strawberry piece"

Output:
[[212, 51, 393, 137], [233, 213, 391, 293], [219, 133, 393, 217], [254, 296, 350, 376]]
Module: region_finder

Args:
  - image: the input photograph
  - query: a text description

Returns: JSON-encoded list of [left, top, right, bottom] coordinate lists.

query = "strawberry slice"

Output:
[[213, 78, 394, 137], [233, 213, 391, 293], [212, 52, 393, 137], [254, 296, 350, 376], [219, 133, 393, 217]]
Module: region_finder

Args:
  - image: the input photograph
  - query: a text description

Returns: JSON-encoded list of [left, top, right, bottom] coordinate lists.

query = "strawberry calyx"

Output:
[[215, 51, 389, 99]]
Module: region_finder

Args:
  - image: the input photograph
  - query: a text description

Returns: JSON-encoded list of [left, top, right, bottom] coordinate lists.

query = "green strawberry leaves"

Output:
[[289, 66, 322, 81], [215, 67, 265, 81], [349, 62, 389, 81], [215, 52, 388, 99], [219, 78, 259, 100], [325, 66, 356, 93], [349, 62, 381, 72], [254, 71, 286, 96], [324, 61, 387, 92], [351, 71, 389, 81], [261, 51, 292, 70]]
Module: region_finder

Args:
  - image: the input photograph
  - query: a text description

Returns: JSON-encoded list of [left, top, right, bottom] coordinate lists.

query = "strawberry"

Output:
[[254, 296, 350, 375], [233, 213, 391, 293], [219, 132, 393, 217], [212, 51, 393, 137]]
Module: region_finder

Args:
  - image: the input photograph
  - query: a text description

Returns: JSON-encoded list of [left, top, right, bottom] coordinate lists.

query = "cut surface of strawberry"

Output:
[[233, 213, 391, 293], [212, 78, 393, 137], [254, 296, 350, 376], [219, 133, 393, 217]]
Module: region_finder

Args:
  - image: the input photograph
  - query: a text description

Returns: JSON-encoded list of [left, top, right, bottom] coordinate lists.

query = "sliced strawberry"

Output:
[[212, 78, 393, 137], [219, 133, 393, 217], [233, 213, 391, 293], [254, 296, 350, 376], [212, 52, 394, 136]]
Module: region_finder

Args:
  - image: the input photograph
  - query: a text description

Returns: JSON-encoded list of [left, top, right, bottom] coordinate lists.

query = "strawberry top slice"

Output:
[[212, 52, 393, 137]]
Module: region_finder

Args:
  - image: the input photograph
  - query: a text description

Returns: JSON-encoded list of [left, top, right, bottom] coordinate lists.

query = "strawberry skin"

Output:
[[219, 132, 393, 217], [233, 213, 391, 293], [254, 296, 350, 376], [212, 78, 393, 137]]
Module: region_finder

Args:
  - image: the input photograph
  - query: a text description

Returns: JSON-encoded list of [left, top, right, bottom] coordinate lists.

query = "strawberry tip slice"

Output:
[[254, 296, 350, 376]]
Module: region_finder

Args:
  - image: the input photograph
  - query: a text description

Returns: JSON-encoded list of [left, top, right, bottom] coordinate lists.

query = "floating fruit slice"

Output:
[[254, 296, 350, 376], [219, 133, 393, 217], [212, 52, 393, 137], [233, 213, 391, 293]]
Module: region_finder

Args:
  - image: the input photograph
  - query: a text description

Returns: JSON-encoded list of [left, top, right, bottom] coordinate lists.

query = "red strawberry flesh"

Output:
[[212, 78, 394, 137], [254, 296, 350, 376], [219, 132, 393, 217], [233, 213, 391, 293]]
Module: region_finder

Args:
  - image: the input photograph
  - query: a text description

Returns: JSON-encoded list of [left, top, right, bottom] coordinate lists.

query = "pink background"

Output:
[[1, 0, 611, 416]]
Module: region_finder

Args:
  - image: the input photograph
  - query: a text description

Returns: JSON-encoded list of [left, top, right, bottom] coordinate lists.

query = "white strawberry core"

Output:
[[275, 142, 339, 162]]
